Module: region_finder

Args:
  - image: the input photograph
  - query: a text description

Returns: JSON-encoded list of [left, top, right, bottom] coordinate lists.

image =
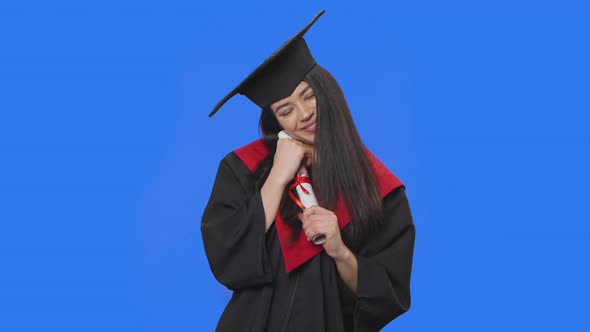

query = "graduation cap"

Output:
[[209, 9, 326, 117]]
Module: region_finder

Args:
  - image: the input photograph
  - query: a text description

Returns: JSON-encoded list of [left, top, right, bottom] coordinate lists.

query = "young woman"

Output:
[[202, 10, 415, 332]]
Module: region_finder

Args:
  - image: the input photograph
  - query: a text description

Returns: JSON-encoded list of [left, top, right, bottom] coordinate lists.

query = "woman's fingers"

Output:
[[303, 145, 314, 166], [302, 205, 324, 219], [275, 136, 315, 174], [294, 140, 314, 166], [304, 221, 334, 241], [301, 213, 321, 229], [274, 138, 311, 182], [302, 206, 332, 227], [301, 209, 338, 241]]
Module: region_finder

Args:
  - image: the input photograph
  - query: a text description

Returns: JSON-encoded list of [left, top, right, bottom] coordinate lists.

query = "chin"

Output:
[[298, 134, 315, 145]]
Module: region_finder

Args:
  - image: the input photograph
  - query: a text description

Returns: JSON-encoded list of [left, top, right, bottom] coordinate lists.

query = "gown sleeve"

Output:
[[201, 153, 273, 291], [351, 186, 416, 332]]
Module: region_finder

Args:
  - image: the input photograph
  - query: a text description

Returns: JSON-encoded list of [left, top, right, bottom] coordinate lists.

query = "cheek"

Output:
[[277, 117, 297, 131]]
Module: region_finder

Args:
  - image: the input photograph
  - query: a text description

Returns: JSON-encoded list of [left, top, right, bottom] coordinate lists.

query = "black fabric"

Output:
[[201, 152, 416, 331], [240, 38, 317, 110]]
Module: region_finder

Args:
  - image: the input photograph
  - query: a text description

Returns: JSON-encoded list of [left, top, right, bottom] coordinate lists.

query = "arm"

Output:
[[202, 139, 312, 290], [260, 169, 289, 233], [332, 246, 358, 293], [300, 186, 414, 313], [261, 136, 313, 232], [201, 154, 274, 291], [300, 205, 360, 293], [352, 186, 416, 331]]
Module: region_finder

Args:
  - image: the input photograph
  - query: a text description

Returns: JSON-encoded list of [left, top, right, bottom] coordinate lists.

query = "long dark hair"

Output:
[[255, 65, 383, 246]]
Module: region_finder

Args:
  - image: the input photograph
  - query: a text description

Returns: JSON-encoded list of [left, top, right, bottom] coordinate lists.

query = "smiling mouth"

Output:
[[302, 122, 316, 130]]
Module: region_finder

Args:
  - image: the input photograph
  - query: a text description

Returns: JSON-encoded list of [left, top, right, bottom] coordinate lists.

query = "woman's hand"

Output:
[[270, 137, 314, 185], [299, 205, 348, 260]]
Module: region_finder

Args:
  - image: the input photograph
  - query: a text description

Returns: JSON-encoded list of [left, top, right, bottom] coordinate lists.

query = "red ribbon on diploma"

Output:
[[288, 175, 311, 210]]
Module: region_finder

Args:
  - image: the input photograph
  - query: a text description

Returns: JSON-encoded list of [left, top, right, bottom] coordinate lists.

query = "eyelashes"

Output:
[[280, 109, 294, 117], [279, 95, 315, 117]]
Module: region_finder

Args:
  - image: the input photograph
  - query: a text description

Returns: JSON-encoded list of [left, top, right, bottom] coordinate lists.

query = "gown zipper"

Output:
[[280, 272, 300, 332]]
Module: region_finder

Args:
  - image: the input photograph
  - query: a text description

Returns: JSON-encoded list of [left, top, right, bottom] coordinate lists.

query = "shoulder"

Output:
[[230, 138, 270, 174], [212, 139, 269, 191], [214, 138, 270, 183], [382, 185, 409, 210], [364, 149, 406, 198]]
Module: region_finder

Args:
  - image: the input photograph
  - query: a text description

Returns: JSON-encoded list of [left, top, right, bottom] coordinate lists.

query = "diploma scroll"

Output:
[[278, 131, 326, 245]]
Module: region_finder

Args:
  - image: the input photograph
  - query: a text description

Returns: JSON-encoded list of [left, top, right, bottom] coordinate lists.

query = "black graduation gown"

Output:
[[201, 151, 415, 332]]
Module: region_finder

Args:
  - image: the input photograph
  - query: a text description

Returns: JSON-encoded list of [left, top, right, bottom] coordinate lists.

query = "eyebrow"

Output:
[[273, 85, 312, 114], [299, 85, 311, 97], [273, 102, 290, 114]]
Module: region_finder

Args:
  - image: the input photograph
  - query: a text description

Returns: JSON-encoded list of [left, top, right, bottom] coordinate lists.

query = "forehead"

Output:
[[270, 81, 311, 108]]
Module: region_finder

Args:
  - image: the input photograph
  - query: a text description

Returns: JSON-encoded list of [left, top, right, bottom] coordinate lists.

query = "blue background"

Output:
[[1, 1, 589, 331]]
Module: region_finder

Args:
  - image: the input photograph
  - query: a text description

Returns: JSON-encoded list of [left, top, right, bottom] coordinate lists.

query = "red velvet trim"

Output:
[[232, 139, 404, 272], [233, 139, 270, 174]]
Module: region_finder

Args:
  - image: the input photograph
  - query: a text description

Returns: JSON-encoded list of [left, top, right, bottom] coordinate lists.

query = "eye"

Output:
[[280, 108, 294, 117], [304, 93, 315, 100]]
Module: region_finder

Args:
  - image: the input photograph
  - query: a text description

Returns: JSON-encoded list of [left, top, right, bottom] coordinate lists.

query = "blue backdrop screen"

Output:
[[1, 1, 588, 331]]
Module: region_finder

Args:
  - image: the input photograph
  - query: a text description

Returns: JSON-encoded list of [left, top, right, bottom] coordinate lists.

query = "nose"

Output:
[[298, 104, 314, 122]]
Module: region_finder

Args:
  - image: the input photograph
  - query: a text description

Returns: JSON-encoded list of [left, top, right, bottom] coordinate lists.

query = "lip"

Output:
[[301, 122, 316, 132]]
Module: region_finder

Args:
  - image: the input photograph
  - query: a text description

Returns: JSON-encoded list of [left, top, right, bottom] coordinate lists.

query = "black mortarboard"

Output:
[[209, 9, 325, 117]]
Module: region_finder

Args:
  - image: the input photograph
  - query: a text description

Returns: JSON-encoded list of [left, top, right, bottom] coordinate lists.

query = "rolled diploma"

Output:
[[294, 167, 318, 208], [278, 131, 326, 245], [294, 166, 326, 245]]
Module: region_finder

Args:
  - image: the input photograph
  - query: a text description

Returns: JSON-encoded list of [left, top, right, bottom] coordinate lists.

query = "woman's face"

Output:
[[270, 81, 317, 145]]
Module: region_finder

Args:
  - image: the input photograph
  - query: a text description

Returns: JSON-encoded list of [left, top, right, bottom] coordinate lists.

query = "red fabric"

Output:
[[233, 139, 404, 272]]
